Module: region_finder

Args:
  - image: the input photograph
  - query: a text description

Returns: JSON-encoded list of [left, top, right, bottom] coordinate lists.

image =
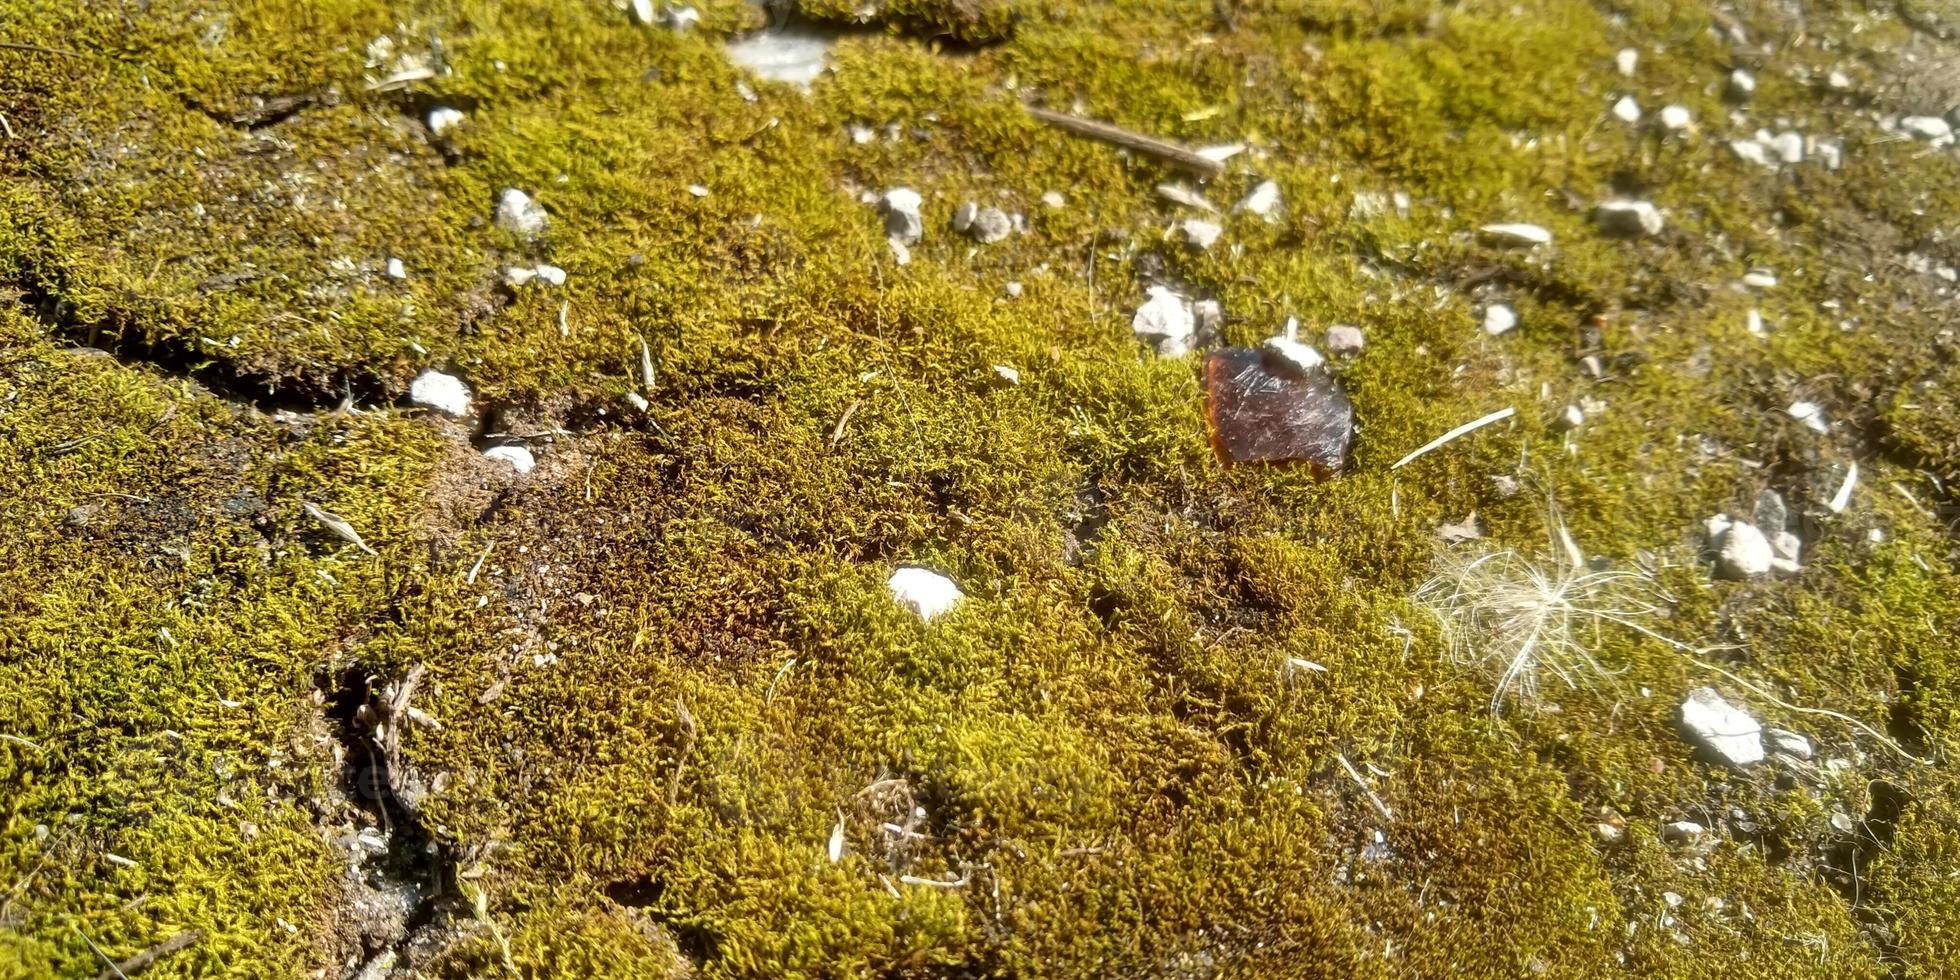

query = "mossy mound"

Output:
[[3, 0, 1959, 976]]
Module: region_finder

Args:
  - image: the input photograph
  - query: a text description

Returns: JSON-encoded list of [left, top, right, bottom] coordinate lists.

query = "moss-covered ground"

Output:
[[4, 0, 1960, 975]]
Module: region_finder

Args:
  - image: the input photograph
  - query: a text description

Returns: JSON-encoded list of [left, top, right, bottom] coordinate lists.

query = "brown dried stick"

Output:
[[1024, 106, 1225, 178]]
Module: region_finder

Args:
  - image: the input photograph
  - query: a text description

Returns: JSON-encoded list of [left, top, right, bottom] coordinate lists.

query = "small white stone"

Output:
[[495, 188, 549, 238], [1612, 95, 1641, 124], [1828, 69, 1852, 91], [1262, 335, 1324, 374], [1680, 687, 1764, 765], [1132, 287, 1195, 356], [1766, 728, 1812, 760], [385, 257, 407, 280], [1040, 190, 1066, 209], [848, 123, 875, 144], [409, 370, 472, 417], [426, 106, 465, 135], [629, 0, 656, 25], [1729, 139, 1772, 167], [1483, 304, 1518, 336], [1556, 404, 1585, 430], [1156, 183, 1216, 212], [687, 184, 709, 197], [881, 188, 924, 245], [1662, 820, 1706, 844], [1742, 268, 1777, 288], [1901, 115, 1954, 145], [1727, 68, 1757, 100], [1180, 218, 1223, 250], [1659, 104, 1692, 130], [1715, 520, 1775, 579], [1480, 223, 1553, 247], [624, 391, 650, 411], [664, 5, 701, 31], [1003, 281, 1023, 298], [950, 202, 977, 233], [888, 567, 962, 620], [484, 445, 536, 474], [1616, 48, 1639, 77], [535, 264, 567, 286], [724, 24, 834, 88], [1771, 530, 1803, 562], [1769, 131, 1804, 163], [1235, 180, 1281, 218], [1324, 324, 1365, 355], [1195, 142, 1245, 163], [1787, 400, 1827, 433], [991, 364, 1020, 385], [1594, 199, 1664, 237], [503, 266, 536, 287], [967, 207, 1012, 244], [1816, 140, 1843, 170], [1746, 308, 1766, 336]]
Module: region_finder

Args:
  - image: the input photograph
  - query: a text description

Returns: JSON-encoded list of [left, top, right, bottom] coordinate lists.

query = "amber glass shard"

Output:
[[1202, 347, 1354, 472]]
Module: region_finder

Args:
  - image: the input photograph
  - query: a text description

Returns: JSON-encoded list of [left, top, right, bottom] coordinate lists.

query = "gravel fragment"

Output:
[[1180, 218, 1223, 250], [1679, 687, 1765, 766], [495, 188, 549, 238], [484, 445, 536, 474], [385, 257, 407, 280], [1324, 324, 1365, 354], [1769, 130, 1804, 163], [1709, 516, 1775, 578], [1901, 115, 1954, 146], [1612, 95, 1641, 123], [888, 567, 962, 620], [1659, 104, 1692, 130], [1235, 180, 1280, 217], [1479, 223, 1552, 247], [1727, 68, 1757, 101], [967, 207, 1012, 244], [950, 202, 977, 234], [1729, 139, 1772, 167], [1616, 48, 1638, 77], [426, 106, 465, 135], [881, 188, 924, 245], [409, 370, 472, 417], [1483, 304, 1518, 336], [1133, 287, 1196, 356], [1662, 820, 1706, 844], [1593, 199, 1664, 237]]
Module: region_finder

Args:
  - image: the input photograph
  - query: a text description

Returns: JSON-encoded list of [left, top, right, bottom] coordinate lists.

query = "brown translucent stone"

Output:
[[1202, 346, 1353, 473]]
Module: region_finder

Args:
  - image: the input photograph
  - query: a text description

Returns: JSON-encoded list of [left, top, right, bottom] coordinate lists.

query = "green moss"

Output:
[[5, 0, 1960, 975]]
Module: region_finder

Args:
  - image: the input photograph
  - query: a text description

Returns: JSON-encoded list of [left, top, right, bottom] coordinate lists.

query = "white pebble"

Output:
[[1235, 180, 1281, 218], [1262, 334, 1324, 374], [1729, 139, 1772, 167], [848, 123, 875, 144], [888, 567, 962, 620], [1003, 281, 1023, 298], [1659, 104, 1692, 130], [1746, 308, 1766, 336], [1556, 404, 1585, 430], [484, 445, 536, 474], [495, 188, 549, 238], [1787, 400, 1827, 433], [629, 0, 656, 25], [991, 364, 1020, 385], [1769, 131, 1804, 164], [1742, 268, 1777, 288], [1728, 68, 1757, 100], [1483, 304, 1518, 336], [1040, 191, 1066, 209], [1612, 95, 1641, 124], [1714, 519, 1774, 578], [409, 370, 472, 417], [1616, 48, 1638, 77], [1479, 223, 1552, 247], [1662, 820, 1706, 843], [1180, 218, 1223, 250], [385, 257, 407, 280], [881, 188, 924, 245], [665, 5, 701, 31], [1679, 687, 1764, 766], [1766, 728, 1813, 760], [426, 106, 465, 135], [1324, 323, 1365, 354], [1901, 115, 1955, 146], [967, 207, 1012, 244], [1132, 287, 1195, 356], [1828, 69, 1852, 91], [1594, 199, 1664, 237]]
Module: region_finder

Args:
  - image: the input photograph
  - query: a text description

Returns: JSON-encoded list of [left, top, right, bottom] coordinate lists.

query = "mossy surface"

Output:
[[4, 0, 1960, 976]]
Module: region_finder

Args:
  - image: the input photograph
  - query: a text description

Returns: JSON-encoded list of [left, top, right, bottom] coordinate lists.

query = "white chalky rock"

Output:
[[1713, 518, 1775, 578], [881, 188, 924, 245], [1003, 281, 1023, 298], [991, 364, 1020, 385], [1746, 308, 1766, 335], [1480, 223, 1553, 247], [1742, 268, 1777, 288], [1040, 190, 1067, 209], [1901, 115, 1955, 146], [426, 106, 465, 135], [409, 370, 472, 417], [1235, 180, 1281, 217], [724, 24, 835, 87], [1659, 104, 1692, 130], [1616, 48, 1639, 77], [967, 207, 1012, 244], [1730, 139, 1772, 167], [888, 567, 962, 620], [629, 0, 656, 25], [1662, 820, 1706, 843], [1556, 404, 1585, 430], [1679, 687, 1765, 766], [950, 202, 977, 233], [535, 264, 567, 286], [1769, 131, 1804, 163], [1483, 304, 1518, 336], [1772, 530, 1803, 563], [495, 188, 549, 238], [1612, 95, 1641, 123], [1727, 68, 1757, 100], [1766, 728, 1813, 760], [1180, 218, 1223, 250], [1828, 69, 1852, 91], [484, 445, 536, 474], [1787, 400, 1827, 433], [1594, 199, 1664, 237], [1324, 323, 1365, 354], [385, 257, 407, 280], [1132, 287, 1195, 356], [1816, 140, 1843, 170]]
